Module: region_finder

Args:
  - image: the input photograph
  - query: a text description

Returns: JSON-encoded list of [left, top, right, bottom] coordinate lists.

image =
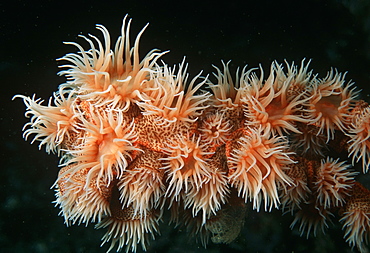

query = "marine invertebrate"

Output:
[[313, 158, 356, 209], [198, 111, 232, 147], [14, 87, 77, 154], [305, 70, 358, 142], [227, 126, 294, 211], [289, 122, 328, 158], [241, 61, 312, 136], [279, 156, 311, 213], [347, 104, 370, 173], [340, 182, 370, 253], [63, 107, 140, 186], [96, 186, 162, 253], [58, 16, 164, 110], [14, 16, 370, 253]]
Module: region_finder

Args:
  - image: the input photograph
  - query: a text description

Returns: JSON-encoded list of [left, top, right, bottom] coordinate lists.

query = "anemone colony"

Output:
[[15, 16, 370, 252]]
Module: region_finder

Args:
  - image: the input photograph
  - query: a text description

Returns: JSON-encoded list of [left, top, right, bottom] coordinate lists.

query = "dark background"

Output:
[[1, 0, 370, 252]]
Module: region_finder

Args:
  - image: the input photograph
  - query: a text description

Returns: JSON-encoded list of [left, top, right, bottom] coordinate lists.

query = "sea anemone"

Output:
[[274, 59, 313, 94], [96, 186, 161, 253], [183, 145, 230, 223], [13, 87, 78, 155], [347, 105, 370, 173], [118, 147, 165, 217], [206, 61, 251, 132], [241, 61, 311, 136], [289, 123, 328, 158], [58, 15, 164, 111], [60, 107, 141, 187], [227, 126, 294, 211], [290, 201, 333, 238], [137, 59, 211, 124], [340, 182, 370, 252], [305, 69, 358, 142], [207, 60, 249, 110], [134, 60, 211, 152], [279, 156, 311, 214], [134, 112, 195, 152], [160, 135, 214, 204], [312, 157, 357, 209], [198, 111, 232, 147], [55, 164, 113, 225]]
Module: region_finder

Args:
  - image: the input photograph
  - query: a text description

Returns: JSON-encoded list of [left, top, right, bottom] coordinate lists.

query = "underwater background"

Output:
[[1, 0, 370, 252]]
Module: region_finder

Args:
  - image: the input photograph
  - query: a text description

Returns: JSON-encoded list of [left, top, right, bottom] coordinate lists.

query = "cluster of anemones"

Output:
[[15, 16, 370, 253]]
